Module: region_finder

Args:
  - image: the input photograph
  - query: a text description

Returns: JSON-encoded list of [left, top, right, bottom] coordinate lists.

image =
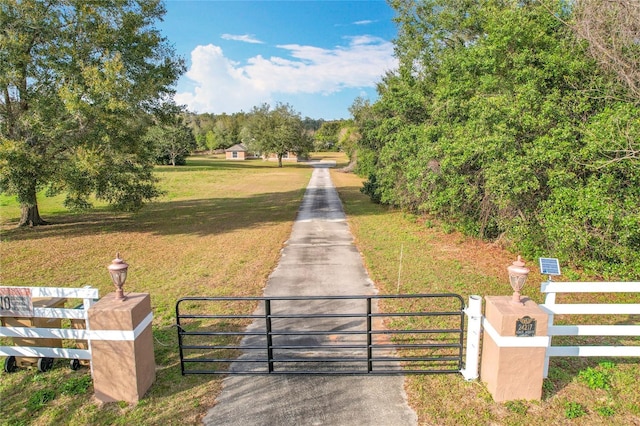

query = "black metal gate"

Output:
[[175, 294, 466, 375]]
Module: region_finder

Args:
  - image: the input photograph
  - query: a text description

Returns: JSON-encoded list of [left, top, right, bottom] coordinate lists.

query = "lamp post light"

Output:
[[508, 255, 530, 305], [108, 252, 129, 301]]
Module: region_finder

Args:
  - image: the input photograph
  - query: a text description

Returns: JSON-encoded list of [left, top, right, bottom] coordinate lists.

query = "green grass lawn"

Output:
[[0, 153, 638, 425]]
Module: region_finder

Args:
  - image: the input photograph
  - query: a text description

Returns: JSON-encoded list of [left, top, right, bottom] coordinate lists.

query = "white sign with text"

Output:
[[0, 287, 34, 317]]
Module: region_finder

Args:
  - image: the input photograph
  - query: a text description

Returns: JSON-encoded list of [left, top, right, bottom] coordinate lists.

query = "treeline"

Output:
[[184, 110, 350, 153], [148, 105, 357, 167], [351, 0, 640, 279]]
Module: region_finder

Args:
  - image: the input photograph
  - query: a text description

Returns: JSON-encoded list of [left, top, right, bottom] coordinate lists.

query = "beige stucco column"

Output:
[[88, 293, 155, 404], [480, 296, 549, 402]]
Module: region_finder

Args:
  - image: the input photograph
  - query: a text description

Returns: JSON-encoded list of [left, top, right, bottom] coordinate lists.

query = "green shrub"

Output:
[[578, 362, 615, 390], [579, 367, 610, 390], [595, 406, 615, 417], [360, 173, 382, 204], [564, 401, 586, 419]]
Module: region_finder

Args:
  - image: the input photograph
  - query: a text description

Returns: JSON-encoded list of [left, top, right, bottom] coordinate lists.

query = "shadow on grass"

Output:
[[1, 186, 380, 242], [159, 159, 312, 172]]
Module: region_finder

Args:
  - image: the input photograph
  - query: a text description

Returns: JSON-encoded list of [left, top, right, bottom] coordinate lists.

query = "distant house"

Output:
[[225, 143, 250, 160], [226, 143, 306, 162]]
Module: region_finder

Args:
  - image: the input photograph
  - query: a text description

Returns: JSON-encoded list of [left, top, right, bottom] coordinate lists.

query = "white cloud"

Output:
[[175, 36, 397, 114], [174, 44, 270, 113], [221, 34, 264, 44], [353, 20, 376, 25]]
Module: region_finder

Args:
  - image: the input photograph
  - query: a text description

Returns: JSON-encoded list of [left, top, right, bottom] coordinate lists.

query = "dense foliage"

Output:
[[314, 121, 342, 151], [354, 0, 640, 278], [145, 111, 197, 166], [185, 112, 247, 152], [186, 112, 328, 153], [0, 0, 184, 226]]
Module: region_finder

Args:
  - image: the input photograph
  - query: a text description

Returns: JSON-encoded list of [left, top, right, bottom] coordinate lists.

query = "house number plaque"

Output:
[[515, 316, 537, 337]]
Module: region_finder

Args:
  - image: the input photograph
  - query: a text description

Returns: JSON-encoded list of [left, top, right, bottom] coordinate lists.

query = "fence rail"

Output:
[[540, 280, 640, 377], [0, 286, 98, 368]]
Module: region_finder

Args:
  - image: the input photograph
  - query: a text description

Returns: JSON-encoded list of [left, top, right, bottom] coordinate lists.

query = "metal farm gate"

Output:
[[175, 294, 476, 376]]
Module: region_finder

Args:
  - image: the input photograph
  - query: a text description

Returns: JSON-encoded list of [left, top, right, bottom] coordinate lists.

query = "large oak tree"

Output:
[[0, 0, 184, 226], [244, 103, 312, 167]]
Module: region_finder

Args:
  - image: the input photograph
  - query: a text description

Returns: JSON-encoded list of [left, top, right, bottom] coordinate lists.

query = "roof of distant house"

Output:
[[225, 143, 247, 152]]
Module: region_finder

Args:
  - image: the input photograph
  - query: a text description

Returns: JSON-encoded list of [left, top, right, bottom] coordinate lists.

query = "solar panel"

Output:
[[539, 258, 561, 276]]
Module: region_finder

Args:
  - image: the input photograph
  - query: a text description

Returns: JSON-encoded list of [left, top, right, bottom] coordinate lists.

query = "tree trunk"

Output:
[[278, 154, 283, 168], [19, 204, 48, 227], [18, 184, 48, 227]]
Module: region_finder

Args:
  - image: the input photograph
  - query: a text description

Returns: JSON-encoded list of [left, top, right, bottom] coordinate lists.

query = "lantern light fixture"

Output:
[[508, 255, 530, 305], [108, 252, 129, 301]]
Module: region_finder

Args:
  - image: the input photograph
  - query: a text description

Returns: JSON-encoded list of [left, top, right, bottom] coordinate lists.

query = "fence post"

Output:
[[461, 295, 482, 380], [479, 296, 549, 402], [88, 293, 155, 403]]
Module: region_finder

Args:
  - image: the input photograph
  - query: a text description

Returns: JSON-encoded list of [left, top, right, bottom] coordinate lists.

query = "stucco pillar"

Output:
[[480, 296, 548, 402], [88, 293, 155, 404]]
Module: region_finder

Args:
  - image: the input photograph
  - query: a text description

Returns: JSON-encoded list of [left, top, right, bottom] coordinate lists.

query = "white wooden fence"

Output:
[[540, 281, 640, 377], [0, 286, 99, 363], [1, 285, 154, 370], [3, 283, 638, 381]]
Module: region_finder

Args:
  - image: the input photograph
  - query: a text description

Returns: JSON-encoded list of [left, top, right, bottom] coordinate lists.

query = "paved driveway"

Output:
[[203, 162, 418, 426]]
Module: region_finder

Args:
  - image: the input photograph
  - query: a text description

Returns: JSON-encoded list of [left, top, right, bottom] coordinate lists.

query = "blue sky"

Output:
[[159, 1, 399, 120]]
